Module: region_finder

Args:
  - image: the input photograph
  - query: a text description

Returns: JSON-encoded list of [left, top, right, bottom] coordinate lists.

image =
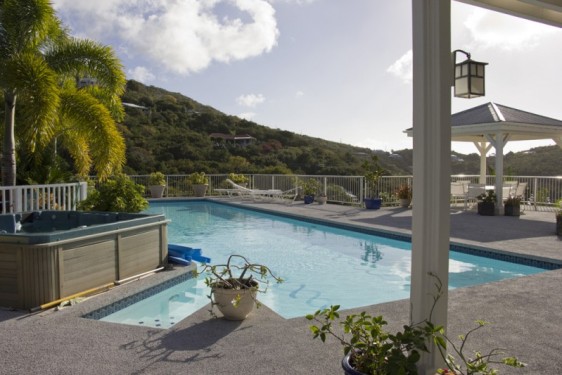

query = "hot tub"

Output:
[[0, 211, 169, 309]]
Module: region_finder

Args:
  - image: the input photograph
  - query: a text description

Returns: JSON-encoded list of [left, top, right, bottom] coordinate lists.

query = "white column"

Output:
[[494, 133, 505, 214], [411, 1, 451, 373], [473, 141, 492, 184]]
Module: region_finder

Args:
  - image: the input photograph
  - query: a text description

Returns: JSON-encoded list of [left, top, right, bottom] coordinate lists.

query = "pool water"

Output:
[[99, 201, 545, 327]]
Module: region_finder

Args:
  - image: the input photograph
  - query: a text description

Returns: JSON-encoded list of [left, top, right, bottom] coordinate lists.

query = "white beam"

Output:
[[473, 141, 492, 184], [411, 0, 451, 373]]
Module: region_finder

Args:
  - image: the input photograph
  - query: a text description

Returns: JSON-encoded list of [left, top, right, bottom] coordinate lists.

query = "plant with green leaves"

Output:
[[78, 174, 148, 213], [187, 171, 209, 185], [478, 190, 496, 203], [198, 254, 283, 319], [148, 172, 166, 186], [307, 305, 439, 374], [434, 320, 525, 375], [228, 173, 248, 184], [362, 155, 386, 198], [302, 178, 321, 196], [0, 0, 127, 185], [307, 273, 526, 375]]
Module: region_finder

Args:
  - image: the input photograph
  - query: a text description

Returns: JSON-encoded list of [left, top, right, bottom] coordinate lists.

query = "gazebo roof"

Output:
[[451, 102, 562, 142], [405, 102, 562, 143]]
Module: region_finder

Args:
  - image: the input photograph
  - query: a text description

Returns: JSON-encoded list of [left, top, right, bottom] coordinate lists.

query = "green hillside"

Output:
[[120, 80, 562, 177]]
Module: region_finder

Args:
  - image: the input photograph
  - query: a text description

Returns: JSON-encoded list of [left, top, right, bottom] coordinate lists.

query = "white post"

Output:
[[473, 141, 492, 184], [411, 0, 451, 373], [494, 133, 505, 214]]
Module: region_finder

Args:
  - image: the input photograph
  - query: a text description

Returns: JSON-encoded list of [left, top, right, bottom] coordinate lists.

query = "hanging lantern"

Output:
[[453, 50, 488, 99]]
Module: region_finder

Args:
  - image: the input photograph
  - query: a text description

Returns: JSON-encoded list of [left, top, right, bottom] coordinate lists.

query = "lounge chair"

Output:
[[466, 183, 486, 209], [450, 182, 467, 209], [224, 179, 299, 204]]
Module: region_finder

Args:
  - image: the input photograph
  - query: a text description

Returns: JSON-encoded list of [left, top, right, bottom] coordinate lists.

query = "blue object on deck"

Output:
[[168, 255, 191, 266], [168, 243, 211, 264]]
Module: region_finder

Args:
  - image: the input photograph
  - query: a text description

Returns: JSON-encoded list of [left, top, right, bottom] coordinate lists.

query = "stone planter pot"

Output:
[[317, 196, 327, 205], [399, 198, 411, 208], [504, 204, 520, 217], [149, 185, 166, 198], [192, 184, 208, 197], [211, 280, 258, 320]]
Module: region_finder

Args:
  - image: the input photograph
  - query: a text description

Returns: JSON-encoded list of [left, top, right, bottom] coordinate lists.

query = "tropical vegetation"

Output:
[[77, 174, 148, 213], [0, 0, 126, 186]]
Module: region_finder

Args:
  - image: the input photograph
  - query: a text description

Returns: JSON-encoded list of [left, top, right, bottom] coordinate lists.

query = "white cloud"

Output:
[[128, 66, 155, 83], [295, 90, 304, 98], [463, 8, 557, 51], [52, 0, 279, 75], [236, 93, 265, 107], [387, 50, 412, 84], [238, 112, 256, 120]]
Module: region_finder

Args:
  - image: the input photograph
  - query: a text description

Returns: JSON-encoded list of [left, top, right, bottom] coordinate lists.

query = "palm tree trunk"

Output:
[[2, 92, 17, 186]]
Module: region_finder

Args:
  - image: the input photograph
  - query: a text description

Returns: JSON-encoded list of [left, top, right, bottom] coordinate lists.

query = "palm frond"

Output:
[[0, 0, 61, 53], [45, 38, 126, 96], [10, 52, 60, 151], [59, 89, 125, 179]]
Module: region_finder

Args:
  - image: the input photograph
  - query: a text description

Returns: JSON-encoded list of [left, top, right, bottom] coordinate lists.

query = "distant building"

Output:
[[77, 77, 96, 88], [209, 133, 256, 147]]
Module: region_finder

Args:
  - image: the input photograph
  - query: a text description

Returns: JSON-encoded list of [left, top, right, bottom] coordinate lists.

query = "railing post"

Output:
[[14, 186, 23, 213]]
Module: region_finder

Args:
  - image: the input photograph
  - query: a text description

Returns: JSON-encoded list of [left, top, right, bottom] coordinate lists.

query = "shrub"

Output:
[[78, 174, 148, 213]]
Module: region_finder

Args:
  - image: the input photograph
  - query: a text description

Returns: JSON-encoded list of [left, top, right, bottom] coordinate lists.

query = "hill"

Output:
[[120, 80, 562, 176]]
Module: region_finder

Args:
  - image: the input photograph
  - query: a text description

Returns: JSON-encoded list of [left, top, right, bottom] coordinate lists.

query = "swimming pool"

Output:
[[95, 200, 548, 326]]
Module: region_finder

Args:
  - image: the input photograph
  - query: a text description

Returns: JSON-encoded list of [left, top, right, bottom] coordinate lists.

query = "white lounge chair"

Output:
[[450, 182, 467, 209], [224, 179, 299, 204]]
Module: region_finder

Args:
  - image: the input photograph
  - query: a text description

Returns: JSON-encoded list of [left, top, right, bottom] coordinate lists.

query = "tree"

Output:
[[0, 0, 126, 185]]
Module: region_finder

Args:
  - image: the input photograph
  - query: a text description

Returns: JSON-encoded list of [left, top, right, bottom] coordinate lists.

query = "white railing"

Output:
[[0, 182, 88, 214], [4, 175, 560, 213], [129, 174, 561, 211]]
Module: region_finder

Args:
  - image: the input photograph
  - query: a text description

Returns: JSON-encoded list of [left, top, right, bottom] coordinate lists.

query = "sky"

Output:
[[51, 0, 562, 155]]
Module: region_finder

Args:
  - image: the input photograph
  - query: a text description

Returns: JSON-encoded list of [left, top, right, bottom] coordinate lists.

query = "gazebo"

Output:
[[405, 102, 562, 209]]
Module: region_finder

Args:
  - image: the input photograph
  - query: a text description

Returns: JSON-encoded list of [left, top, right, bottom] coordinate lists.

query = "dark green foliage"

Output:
[[78, 174, 148, 213], [119, 80, 562, 177]]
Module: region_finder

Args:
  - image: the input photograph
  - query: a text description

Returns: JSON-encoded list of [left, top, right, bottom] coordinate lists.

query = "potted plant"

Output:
[[396, 184, 412, 208], [556, 199, 562, 236], [317, 193, 328, 205], [477, 190, 496, 216], [362, 155, 385, 209], [302, 179, 321, 204], [434, 320, 525, 375], [228, 173, 249, 187], [198, 254, 283, 320], [504, 196, 521, 217], [307, 274, 525, 375], [308, 305, 436, 374], [187, 172, 209, 197], [148, 172, 166, 198]]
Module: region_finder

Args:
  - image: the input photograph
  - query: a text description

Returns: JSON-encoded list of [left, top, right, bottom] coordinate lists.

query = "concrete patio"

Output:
[[1, 200, 560, 374]]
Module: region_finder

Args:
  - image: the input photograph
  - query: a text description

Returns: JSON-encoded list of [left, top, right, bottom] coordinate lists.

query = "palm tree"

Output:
[[0, 0, 126, 186]]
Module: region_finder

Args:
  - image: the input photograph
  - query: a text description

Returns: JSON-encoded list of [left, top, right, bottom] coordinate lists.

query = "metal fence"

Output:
[[129, 173, 561, 212], [1, 175, 559, 214]]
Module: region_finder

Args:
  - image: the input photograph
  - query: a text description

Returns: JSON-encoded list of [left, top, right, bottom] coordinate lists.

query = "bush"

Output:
[[78, 175, 148, 213]]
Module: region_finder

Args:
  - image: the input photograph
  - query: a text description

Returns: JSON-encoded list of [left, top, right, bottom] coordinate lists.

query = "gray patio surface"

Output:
[[1, 200, 560, 374]]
